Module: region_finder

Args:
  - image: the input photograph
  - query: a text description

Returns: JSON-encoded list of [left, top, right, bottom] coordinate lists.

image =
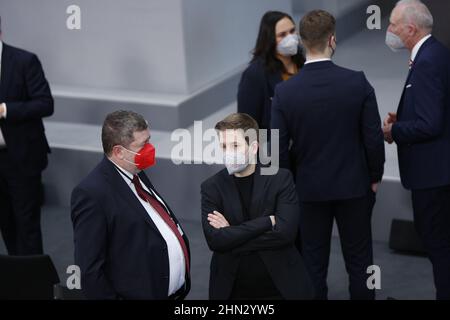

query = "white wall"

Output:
[[0, 0, 190, 94], [0, 0, 292, 95], [293, 0, 368, 16], [2, 0, 383, 96], [181, 0, 292, 93]]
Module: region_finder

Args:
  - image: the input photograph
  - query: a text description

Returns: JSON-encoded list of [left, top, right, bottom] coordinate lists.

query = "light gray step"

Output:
[[49, 65, 244, 131]]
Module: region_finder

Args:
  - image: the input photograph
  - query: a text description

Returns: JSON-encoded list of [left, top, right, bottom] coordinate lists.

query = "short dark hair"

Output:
[[215, 113, 259, 144], [252, 11, 305, 74], [300, 10, 336, 53], [101, 110, 148, 156]]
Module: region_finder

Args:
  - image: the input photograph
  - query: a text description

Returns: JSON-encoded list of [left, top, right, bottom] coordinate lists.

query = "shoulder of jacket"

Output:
[[3, 43, 36, 61], [201, 168, 227, 190]]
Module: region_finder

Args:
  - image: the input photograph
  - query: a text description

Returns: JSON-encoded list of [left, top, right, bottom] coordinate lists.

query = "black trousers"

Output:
[[0, 150, 44, 255], [412, 185, 450, 300], [299, 192, 375, 300]]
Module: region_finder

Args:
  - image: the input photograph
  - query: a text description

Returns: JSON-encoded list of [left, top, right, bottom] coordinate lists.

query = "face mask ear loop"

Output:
[[122, 158, 138, 167], [122, 146, 140, 156], [120, 146, 140, 167]]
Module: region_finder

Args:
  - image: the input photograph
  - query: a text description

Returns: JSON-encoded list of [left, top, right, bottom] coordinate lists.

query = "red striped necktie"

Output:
[[132, 175, 190, 275]]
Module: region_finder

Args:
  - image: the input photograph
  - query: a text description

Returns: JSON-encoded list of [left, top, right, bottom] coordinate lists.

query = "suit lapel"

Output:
[[397, 36, 435, 118], [138, 171, 190, 251], [396, 80, 408, 118], [249, 165, 267, 219], [0, 44, 15, 100], [101, 157, 160, 233], [138, 171, 171, 215], [138, 171, 180, 224], [221, 166, 267, 223], [221, 170, 245, 224]]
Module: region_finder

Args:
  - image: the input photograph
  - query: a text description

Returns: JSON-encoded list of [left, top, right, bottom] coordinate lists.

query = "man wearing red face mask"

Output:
[[71, 110, 190, 300]]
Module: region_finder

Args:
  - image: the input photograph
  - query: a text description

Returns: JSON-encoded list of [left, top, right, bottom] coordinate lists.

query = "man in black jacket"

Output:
[[0, 18, 54, 255], [201, 113, 313, 300], [271, 10, 385, 299]]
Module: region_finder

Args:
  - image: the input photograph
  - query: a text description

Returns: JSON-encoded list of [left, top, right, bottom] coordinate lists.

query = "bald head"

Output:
[[388, 0, 433, 50]]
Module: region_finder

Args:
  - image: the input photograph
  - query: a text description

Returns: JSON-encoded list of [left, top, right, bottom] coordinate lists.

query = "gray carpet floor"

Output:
[[0, 205, 435, 300]]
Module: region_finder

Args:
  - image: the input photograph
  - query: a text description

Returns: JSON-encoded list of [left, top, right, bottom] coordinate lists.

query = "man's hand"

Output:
[[383, 112, 396, 144], [383, 123, 394, 144], [208, 211, 230, 229], [371, 183, 379, 194], [269, 215, 276, 227], [0, 103, 5, 118], [384, 112, 397, 127]]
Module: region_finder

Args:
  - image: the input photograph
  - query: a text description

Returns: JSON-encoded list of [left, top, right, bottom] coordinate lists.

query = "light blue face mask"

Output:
[[277, 34, 300, 57], [386, 31, 406, 52]]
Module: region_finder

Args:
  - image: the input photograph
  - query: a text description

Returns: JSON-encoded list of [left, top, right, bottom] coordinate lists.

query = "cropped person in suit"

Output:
[[0, 16, 54, 255], [71, 110, 190, 300], [383, 0, 450, 300], [201, 113, 313, 300], [271, 10, 385, 300]]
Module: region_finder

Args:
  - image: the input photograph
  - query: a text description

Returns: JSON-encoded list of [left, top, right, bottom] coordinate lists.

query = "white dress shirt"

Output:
[[304, 58, 331, 65], [109, 159, 186, 296], [0, 41, 7, 147], [411, 34, 432, 62]]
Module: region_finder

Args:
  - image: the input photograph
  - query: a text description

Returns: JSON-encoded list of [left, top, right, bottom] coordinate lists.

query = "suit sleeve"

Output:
[[360, 73, 385, 183], [201, 181, 273, 253], [71, 187, 117, 300], [271, 87, 291, 169], [5, 54, 54, 123], [237, 65, 264, 125], [392, 59, 446, 145], [231, 171, 299, 254]]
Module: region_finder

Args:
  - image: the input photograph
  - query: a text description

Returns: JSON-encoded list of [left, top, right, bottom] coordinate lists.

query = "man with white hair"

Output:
[[383, 0, 450, 300]]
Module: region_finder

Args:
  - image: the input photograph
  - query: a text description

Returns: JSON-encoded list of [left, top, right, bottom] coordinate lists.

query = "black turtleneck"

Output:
[[231, 172, 282, 299]]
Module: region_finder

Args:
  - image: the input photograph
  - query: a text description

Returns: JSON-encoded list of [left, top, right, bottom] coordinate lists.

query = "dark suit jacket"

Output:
[[0, 43, 53, 175], [392, 36, 450, 190], [71, 157, 190, 300], [271, 61, 385, 202], [201, 166, 313, 300], [237, 59, 283, 130]]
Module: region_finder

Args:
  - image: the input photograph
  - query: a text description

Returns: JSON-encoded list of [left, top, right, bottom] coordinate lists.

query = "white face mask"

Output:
[[277, 34, 299, 57], [223, 150, 249, 175], [386, 31, 406, 52]]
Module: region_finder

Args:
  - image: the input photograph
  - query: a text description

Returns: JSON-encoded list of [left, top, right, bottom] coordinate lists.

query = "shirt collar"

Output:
[[0, 41, 3, 64], [411, 34, 432, 62], [108, 158, 135, 185], [305, 58, 331, 65]]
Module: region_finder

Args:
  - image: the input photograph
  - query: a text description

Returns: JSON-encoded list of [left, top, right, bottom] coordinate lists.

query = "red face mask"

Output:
[[123, 143, 156, 170]]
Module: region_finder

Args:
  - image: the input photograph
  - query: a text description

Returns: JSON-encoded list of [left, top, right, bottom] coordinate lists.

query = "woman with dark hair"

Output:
[[238, 11, 305, 131]]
